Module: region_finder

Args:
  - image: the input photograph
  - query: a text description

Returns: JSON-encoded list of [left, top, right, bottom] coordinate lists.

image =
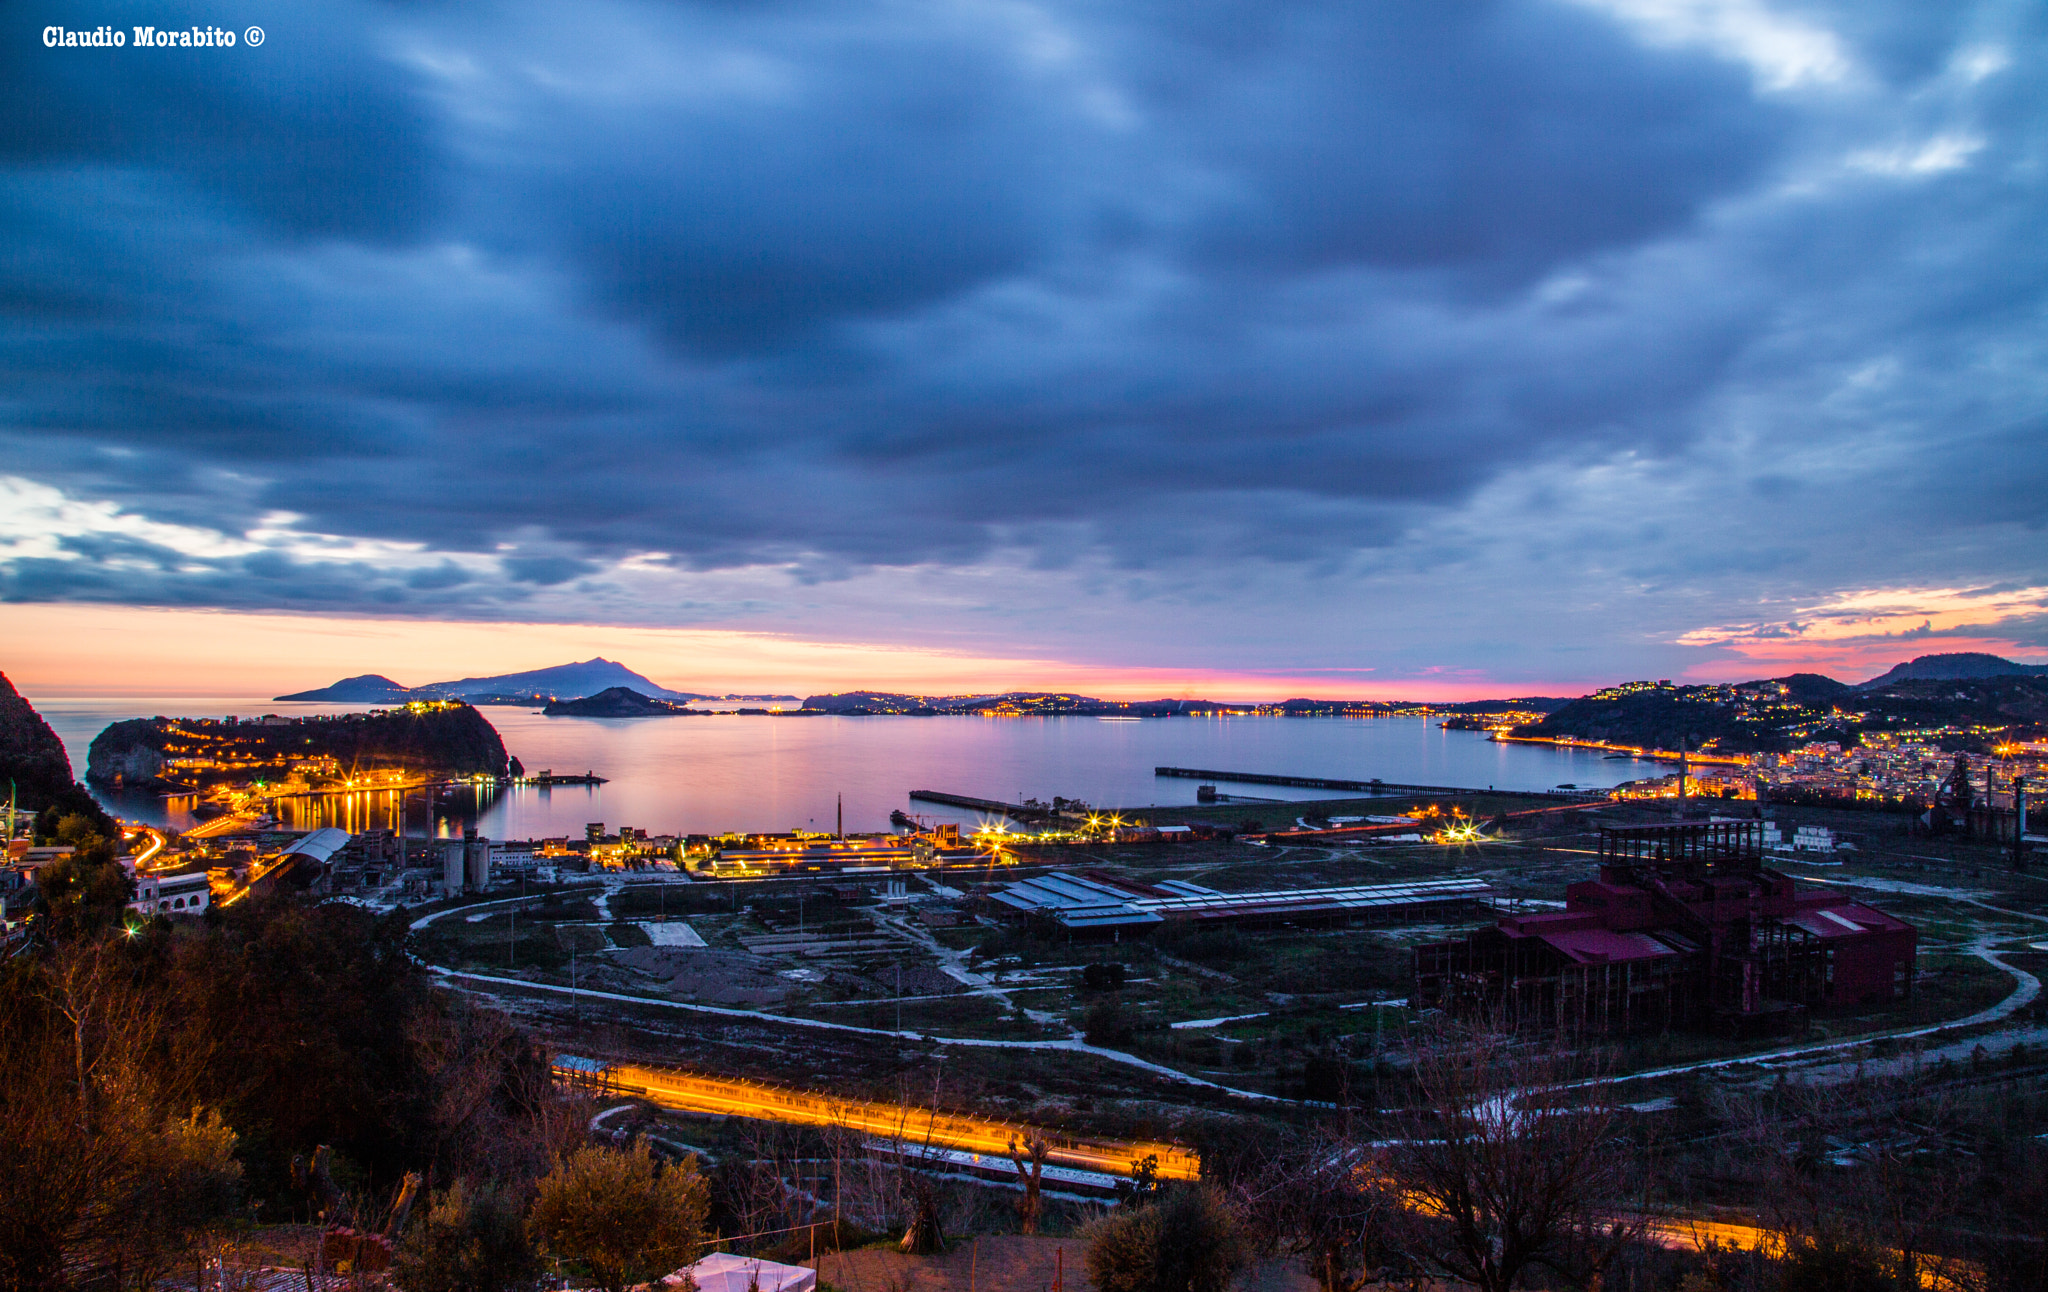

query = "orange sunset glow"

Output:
[[0, 603, 1555, 702]]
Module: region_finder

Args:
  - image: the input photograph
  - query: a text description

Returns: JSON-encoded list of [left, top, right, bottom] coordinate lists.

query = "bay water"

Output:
[[32, 694, 1646, 839]]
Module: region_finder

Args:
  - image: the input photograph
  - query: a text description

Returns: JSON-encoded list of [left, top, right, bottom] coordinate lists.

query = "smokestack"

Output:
[[837, 792, 843, 841], [2017, 775, 2028, 869], [1673, 741, 1689, 819]]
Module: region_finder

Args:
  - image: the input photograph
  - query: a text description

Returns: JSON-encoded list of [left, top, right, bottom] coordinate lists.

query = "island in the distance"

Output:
[[540, 687, 704, 718], [277, 657, 711, 703], [798, 691, 1571, 716], [273, 673, 416, 703]]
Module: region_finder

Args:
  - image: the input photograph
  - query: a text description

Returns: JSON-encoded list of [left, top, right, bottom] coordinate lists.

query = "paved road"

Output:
[[414, 864, 2048, 1101], [411, 895, 1280, 1101]]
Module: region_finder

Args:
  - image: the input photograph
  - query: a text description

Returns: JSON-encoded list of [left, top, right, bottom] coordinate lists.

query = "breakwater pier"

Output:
[[1154, 766, 1604, 800]]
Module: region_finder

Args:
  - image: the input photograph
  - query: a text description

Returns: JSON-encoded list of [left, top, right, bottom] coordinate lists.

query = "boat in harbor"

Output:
[[510, 769, 609, 786]]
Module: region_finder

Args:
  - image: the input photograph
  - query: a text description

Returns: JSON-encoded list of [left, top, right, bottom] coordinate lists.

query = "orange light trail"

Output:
[[604, 1063, 1199, 1181]]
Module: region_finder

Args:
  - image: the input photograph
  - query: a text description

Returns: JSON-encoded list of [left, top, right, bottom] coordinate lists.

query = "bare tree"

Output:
[[0, 939, 240, 1291], [714, 1117, 818, 1243], [1236, 1129, 1392, 1292], [896, 1162, 947, 1255], [1375, 1026, 1642, 1292], [407, 995, 587, 1185], [1009, 1134, 1049, 1236], [1727, 1074, 1976, 1292]]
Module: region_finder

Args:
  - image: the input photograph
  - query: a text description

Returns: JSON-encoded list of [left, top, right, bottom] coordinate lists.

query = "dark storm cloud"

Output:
[[518, 11, 1061, 354], [3, 0, 2046, 669], [2, 1, 439, 242], [1148, 0, 1773, 280]]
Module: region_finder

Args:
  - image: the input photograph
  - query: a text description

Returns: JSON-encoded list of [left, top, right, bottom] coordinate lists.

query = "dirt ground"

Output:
[[805, 1235, 1323, 1292]]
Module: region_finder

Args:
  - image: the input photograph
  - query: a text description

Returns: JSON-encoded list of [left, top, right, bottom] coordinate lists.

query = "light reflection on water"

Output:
[[34, 693, 1654, 840], [265, 785, 504, 835], [94, 783, 502, 837]]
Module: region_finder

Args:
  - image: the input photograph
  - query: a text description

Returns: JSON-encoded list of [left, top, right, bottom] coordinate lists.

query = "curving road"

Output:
[[125, 825, 166, 869], [413, 865, 2048, 1103], [410, 896, 1281, 1102]]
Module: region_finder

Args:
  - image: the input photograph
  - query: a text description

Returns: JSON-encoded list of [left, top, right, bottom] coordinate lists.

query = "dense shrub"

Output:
[[1084, 1187, 1246, 1292], [529, 1142, 708, 1292], [395, 1181, 540, 1292], [1082, 962, 1128, 990], [1084, 999, 1135, 1047]]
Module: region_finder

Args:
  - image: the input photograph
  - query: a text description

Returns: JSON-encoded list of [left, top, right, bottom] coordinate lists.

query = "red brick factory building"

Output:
[[1414, 820, 1916, 1034]]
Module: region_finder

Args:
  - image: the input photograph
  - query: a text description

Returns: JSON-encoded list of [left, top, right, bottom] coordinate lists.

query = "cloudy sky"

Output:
[[4, 0, 2046, 697]]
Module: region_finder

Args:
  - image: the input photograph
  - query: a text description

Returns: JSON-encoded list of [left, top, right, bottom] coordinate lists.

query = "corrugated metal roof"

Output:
[[1789, 904, 1907, 939], [989, 872, 1133, 909], [279, 827, 352, 864], [1057, 908, 1166, 929], [1131, 877, 1490, 916], [986, 872, 1165, 928], [989, 872, 1486, 929], [1538, 928, 1677, 965]]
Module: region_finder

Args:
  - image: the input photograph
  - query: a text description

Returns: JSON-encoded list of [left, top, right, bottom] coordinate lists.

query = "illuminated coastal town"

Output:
[[11, 2, 2048, 1287]]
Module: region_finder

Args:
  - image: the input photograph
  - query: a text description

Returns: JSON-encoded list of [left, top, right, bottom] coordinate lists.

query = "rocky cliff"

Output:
[[0, 672, 114, 832]]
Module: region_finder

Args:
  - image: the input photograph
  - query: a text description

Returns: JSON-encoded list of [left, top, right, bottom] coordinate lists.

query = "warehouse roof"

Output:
[[278, 827, 351, 864], [989, 872, 1490, 930], [1130, 877, 1491, 919], [986, 872, 1165, 929]]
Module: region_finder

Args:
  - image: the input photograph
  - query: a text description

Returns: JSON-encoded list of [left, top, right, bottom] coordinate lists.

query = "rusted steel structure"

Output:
[[1414, 820, 1916, 1034]]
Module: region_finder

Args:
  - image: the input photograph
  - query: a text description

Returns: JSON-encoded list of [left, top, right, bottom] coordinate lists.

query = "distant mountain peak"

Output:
[[420, 658, 695, 700], [275, 674, 416, 702], [275, 659, 713, 703], [1857, 652, 2048, 689]]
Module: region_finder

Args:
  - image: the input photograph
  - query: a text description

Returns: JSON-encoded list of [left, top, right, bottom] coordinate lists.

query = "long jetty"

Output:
[[907, 789, 1058, 822], [1154, 767, 1606, 800]]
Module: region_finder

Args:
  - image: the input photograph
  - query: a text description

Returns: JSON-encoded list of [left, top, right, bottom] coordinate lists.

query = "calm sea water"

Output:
[[32, 694, 1646, 839]]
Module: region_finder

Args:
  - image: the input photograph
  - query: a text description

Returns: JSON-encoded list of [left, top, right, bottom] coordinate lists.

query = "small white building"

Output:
[[1793, 825, 1836, 853], [132, 867, 213, 916]]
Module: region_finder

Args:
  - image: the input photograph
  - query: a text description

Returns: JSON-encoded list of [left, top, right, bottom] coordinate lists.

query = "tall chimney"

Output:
[[2017, 774, 2029, 869]]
